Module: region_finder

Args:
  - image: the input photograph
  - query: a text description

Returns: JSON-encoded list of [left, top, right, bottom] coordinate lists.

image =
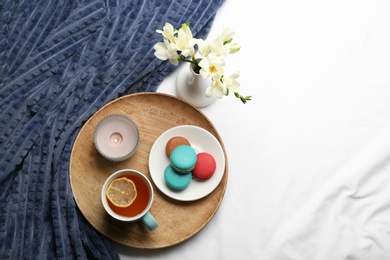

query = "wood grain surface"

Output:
[[69, 92, 228, 248]]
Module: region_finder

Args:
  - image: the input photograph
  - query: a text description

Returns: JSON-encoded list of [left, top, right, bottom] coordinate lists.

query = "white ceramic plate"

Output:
[[148, 125, 225, 201]]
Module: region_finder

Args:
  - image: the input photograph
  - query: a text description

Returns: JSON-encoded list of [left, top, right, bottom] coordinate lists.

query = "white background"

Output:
[[117, 0, 390, 259]]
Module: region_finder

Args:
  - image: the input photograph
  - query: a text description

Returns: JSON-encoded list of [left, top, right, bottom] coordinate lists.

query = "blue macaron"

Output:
[[164, 165, 192, 191], [169, 145, 197, 174]]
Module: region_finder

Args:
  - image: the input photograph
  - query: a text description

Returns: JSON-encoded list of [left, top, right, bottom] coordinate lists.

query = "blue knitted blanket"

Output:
[[0, 0, 224, 258]]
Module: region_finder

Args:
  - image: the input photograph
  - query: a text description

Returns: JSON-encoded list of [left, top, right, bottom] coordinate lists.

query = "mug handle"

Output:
[[142, 212, 158, 231]]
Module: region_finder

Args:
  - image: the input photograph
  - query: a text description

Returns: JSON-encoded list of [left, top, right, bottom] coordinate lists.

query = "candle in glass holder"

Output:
[[94, 114, 139, 162]]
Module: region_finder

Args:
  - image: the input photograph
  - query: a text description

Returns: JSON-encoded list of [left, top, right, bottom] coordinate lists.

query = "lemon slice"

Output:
[[106, 177, 137, 208]]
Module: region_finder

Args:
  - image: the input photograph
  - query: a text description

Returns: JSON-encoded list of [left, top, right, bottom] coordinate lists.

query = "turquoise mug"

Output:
[[101, 169, 158, 231]]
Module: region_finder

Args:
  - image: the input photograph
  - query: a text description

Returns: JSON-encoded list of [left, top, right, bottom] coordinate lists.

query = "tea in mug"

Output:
[[107, 173, 150, 217]]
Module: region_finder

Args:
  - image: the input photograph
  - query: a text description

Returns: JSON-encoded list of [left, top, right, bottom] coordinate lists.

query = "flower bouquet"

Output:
[[153, 22, 251, 104]]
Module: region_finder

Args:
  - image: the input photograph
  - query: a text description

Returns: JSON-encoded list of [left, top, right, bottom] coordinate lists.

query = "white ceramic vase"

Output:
[[176, 63, 216, 108]]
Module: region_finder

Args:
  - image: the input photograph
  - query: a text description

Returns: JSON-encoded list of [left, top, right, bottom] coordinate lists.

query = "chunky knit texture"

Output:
[[0, 0, 224, 258]]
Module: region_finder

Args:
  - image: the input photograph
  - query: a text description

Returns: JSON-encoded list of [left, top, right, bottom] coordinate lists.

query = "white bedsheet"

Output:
[[118, 0, 390, 259]]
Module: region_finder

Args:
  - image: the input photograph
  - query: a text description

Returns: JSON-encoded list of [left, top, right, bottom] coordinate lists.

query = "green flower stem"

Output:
[[234, 92, 252, 104], [178, 56, 201, 74]]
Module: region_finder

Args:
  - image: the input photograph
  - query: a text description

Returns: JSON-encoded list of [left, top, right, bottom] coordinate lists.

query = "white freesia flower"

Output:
[[206, 72, 240, 99], [219, 26, 235, 44], [156, 23, 176, 43], [228, 43, 241, 54], [206, 78, 226, 98], [198, 53, 225, 79], [154, 22, 251, 104], [196, 39, 210, 57], [175, 24, 196, 58], [153, 40, 180, 65], [198, 36, 230, 58], [222, 72, 240, 93], [208, 37, 230, 57]]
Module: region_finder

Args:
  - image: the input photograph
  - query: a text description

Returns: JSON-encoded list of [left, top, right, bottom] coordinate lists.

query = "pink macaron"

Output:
[[192, 152, 216, 180]]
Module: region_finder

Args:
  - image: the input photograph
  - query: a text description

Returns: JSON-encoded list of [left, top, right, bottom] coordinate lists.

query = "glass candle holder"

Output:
[[94, 114, 139, 162]]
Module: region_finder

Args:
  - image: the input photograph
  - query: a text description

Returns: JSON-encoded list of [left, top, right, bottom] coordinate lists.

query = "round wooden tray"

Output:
[[69, 92, 228, 248]]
